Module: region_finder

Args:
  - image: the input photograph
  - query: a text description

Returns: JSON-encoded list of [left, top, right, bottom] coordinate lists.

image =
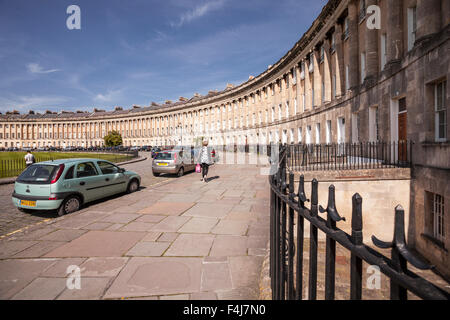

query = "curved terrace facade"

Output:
[[1, 0, 447, 151]]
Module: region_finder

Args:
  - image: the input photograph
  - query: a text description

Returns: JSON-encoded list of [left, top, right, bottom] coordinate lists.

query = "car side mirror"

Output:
[[119, 168, 126, 173]]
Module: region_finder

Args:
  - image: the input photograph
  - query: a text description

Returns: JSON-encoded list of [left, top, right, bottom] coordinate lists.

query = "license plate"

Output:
[[157, 163, 168, 166], [20, 200, 36, 207]]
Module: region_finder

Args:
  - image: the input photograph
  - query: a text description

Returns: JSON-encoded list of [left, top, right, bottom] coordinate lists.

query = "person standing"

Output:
[[24, 150, 35, 167], [198, 140, 212, 182]]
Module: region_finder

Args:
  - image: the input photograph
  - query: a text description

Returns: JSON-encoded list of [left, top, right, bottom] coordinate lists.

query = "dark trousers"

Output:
[[201, 163, 209, 178]]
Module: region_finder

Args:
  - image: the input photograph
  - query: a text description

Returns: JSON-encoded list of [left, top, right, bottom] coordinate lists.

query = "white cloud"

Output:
[[0, 95, 68, 112], [171, 0, 227, 27], [27, 63, 61, 74], [94, 89, 122, 102]]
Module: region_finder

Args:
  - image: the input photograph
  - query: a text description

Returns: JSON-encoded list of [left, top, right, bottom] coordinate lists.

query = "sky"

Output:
[[0, 0, 328, 114]]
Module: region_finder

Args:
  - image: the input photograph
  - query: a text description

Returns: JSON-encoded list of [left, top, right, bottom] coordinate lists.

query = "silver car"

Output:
[[152, 149, 195, 177]]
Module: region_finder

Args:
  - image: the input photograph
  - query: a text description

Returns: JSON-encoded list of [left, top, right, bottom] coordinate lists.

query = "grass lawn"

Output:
[[0, 151, 135, 178]]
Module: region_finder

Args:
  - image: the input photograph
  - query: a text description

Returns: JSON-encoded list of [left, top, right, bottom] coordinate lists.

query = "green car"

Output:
[[12, 158, 141, 216]]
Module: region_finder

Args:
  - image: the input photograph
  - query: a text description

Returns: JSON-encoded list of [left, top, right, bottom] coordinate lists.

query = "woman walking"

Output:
[[198, 140, 212, 182]]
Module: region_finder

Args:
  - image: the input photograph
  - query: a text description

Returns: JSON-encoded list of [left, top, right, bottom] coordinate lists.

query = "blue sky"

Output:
[[0, 0, 327, 113]]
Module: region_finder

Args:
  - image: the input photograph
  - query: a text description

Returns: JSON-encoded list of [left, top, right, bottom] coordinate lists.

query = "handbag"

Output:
[[195, 163, 201, 173]]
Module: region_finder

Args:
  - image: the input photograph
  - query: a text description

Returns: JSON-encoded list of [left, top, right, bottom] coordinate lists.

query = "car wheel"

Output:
[[127, 179, 139, 193], [177, 167, 184, 177], [152, 172, 160, 177], [58, 195, 81, 216]]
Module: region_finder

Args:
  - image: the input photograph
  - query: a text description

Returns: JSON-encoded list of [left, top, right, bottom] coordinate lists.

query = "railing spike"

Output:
[[372, 204, 432, 270], [319, 184, 345, 225], [351, 193, 363, 245], [297, 174, 309, 205]]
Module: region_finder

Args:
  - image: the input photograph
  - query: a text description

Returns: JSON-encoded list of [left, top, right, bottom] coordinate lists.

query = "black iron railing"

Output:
[[286, 141, 412, 171], [269, 145, 449, 300]]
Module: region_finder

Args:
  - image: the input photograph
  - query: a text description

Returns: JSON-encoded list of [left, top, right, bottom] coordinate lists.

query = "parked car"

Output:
[[12, 158, 141, 216], [152, 149, 195, 177]]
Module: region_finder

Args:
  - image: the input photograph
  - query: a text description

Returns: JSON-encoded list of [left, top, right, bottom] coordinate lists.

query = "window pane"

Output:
[[76, 162, 98, 177], [65, 165, 75, 180], [97, 161, 119, 175]]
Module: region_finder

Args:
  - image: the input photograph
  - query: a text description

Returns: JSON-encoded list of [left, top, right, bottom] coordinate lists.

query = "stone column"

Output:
[[386, 0, 403, 65], [365, 0, 378, 82], [334, 22, 345, 97], [416, 0, 441, 43], [348, 0, 359, 90]]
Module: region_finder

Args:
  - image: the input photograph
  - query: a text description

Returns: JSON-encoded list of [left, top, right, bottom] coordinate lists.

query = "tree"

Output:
[[103, 131, 123, 147]]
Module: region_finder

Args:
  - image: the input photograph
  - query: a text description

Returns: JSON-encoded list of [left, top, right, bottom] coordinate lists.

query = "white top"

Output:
[[24, 153, 35, 164], [200, 146, 209, 164]]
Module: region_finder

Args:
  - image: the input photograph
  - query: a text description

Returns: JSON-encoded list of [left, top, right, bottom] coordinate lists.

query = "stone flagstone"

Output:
[[44, 231, 146, 257]]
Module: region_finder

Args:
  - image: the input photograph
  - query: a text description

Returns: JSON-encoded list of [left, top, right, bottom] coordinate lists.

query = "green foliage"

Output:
[[104, 130, 123, 147]]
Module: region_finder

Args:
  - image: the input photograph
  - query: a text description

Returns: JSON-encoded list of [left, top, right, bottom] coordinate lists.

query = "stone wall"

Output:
[[293, 168, 411, 243]]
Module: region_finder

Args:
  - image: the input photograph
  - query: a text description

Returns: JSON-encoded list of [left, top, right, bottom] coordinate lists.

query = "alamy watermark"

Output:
[[66, 5, 81, 30], [66, 265, 81, 290]]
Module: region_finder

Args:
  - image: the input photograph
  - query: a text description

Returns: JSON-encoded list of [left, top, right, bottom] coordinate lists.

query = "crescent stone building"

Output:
[[1, 0, 449, 277]]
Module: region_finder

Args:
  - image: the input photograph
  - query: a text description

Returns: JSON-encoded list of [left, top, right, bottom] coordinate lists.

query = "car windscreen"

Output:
[[16, 164, 58, 184], [155, 152, 173, 160]]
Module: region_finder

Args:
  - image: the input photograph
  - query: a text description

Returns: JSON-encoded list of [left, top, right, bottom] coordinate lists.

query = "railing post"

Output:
[[372, 205, 433, 300], [320, 185, 346, 300], [287, 172, 295, 300], [308, 178, 318, 300], [296, 174, 308, 300], [350, 193, 363, 300]]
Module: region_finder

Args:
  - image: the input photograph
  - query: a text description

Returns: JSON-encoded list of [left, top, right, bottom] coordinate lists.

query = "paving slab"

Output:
[[201, 261, 233, 291], [182, 203, 234, 219], [12, 241, 68, 258], [82, 222, 114, 230], [209, 235, 248, 257], [211, 220, 249, 236], [0, 240, 38, 259], [150, 216, 191, 232], [135, 215, 166, 223], [228, 256, 264, 289], [79, 257, 129, 277], [157, 232, 179, 242], [41, 258, 87, 277], [177, 217, 219, 234], [141, 231, 162, 242], [138, 202, 195, 216], [39, 229, 88, 242], [164, 234, 215, 257], [44, 231, 146, 257], [57, 277, 112, 300], [120, 222, 155, 232], [126, 241, 170, 257], [0, 258, 57, 299], [104, 257, 203, 298], [11, 277, 67, 300], [100, 213, 141, 224], [13, 227, 57, 240]]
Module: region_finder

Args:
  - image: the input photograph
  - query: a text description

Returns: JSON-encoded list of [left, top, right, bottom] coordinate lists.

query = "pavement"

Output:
[[0, 154, 271, 300]]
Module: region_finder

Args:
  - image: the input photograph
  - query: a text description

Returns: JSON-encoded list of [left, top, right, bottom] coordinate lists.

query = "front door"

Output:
[[96, 161, 128, 195]]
